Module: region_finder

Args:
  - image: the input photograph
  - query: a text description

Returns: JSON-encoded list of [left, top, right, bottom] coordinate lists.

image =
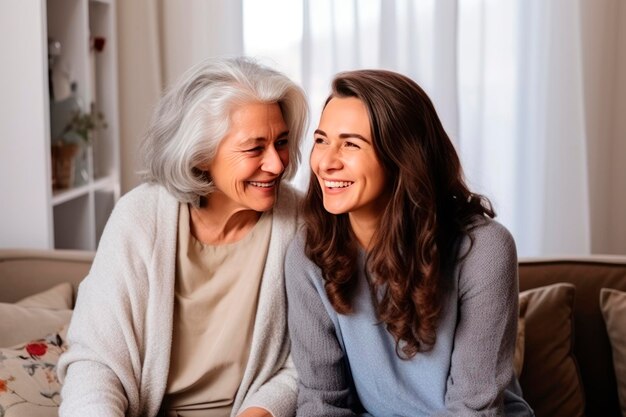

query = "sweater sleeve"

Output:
[[435, 221, 519, 417], [237, 355, 298, 417], [285, 235, 358, 417], [57, 190, 156, 417]]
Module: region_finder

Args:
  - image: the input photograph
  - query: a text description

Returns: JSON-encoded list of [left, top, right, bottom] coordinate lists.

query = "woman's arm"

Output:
[[57, 191, 158, 417], [285, 236, 358, 417], [238, 406, 273, 417], [237, 355, 298, 417], [435, 221, 519, 417]]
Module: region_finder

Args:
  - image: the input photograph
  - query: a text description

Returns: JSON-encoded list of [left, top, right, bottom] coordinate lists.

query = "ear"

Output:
[[192, 166, 212, 183], [194, 157, 213, 173]]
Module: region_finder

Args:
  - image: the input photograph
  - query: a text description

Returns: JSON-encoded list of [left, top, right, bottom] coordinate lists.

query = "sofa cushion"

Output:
[[0, 326, 67, 417], [519, 259, 626, 416], [514, 295, 529, 377], [518, 283, 585, 417], [0, 284, 73, 348], [599, 288, 626, 416], [15, 282, 73, 310]]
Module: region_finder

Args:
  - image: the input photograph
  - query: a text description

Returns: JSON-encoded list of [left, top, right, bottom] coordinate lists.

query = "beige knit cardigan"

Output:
[[58, 183, 300, 417]]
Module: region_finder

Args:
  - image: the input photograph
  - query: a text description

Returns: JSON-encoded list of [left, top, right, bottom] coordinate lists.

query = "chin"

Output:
[[252, 200, 276, 213], [322, 204, 348, 215]]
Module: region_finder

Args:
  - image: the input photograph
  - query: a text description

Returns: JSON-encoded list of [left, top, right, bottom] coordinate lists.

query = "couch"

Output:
[[518, 257, 626, 417], [0, 249, 92, 417], [0, 249, 625, 417]]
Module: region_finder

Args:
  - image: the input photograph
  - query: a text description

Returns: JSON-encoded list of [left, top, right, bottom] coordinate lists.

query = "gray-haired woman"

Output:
[[57, 57, 308, 417]]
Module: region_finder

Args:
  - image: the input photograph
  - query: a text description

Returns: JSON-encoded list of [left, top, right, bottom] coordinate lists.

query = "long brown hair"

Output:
[[304, 70, 494, 358]]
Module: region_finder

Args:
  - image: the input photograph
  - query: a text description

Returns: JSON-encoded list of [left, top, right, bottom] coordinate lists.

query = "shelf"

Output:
[[54, 194, 92, 249], [0, 0, 119, 251], [51, 175, 117, 206], [52, 183, 90, 206]]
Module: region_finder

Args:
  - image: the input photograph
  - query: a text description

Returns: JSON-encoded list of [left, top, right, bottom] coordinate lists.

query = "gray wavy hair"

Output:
[[139, 57, 308, 203]]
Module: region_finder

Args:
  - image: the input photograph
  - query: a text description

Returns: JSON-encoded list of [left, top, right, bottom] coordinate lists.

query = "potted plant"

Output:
[[51, 107, 107, 189], [62, 106, 107, 144]]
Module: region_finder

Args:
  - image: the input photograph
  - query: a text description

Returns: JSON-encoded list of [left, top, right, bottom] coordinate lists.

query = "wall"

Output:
[[609, 0, 626, 254], [0, 1, 53, 248], [582, 0, 626, 254], [116, 0, 162, 194], [116, 0, 243, 195]]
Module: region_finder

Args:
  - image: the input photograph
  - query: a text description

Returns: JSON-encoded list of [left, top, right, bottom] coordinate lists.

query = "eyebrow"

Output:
[[314, 129, 371, 144], [240, 130, 289, 147]]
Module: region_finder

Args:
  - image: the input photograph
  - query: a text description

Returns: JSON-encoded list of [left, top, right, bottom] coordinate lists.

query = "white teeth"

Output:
[[324, 180, 353, 188], [249, 180, 276, 188]]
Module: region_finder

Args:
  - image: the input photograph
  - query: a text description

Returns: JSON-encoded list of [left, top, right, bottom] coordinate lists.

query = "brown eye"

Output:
[[246, 146, 263, 154]]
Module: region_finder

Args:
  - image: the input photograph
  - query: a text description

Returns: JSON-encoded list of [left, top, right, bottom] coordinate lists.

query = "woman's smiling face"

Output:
[[310, 97, 389, 221], [206, 101, 290, 213]]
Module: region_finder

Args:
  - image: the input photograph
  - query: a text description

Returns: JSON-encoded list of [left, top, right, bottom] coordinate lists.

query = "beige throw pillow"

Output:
[[0, 284, 73, 348], [0, 326, 68, 417], [15, 282, 73, 310], [514, 295, 529, 377], [599, 288, 626, 417], [518, 283, 585, 417]]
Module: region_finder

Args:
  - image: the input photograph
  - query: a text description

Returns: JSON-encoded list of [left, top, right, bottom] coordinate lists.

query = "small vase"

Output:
[[73, 143, 90, 187], [51, 142, 79, 189]]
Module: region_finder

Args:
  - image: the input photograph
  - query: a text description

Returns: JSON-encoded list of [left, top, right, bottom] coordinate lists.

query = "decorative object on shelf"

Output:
[[65, 104, 108, 187], [63, 104, 107, 145], [90, 36, 106, 53], [51, 142, 79, 190], [47, 38, 71, 102], [50, 103, 107, 190]]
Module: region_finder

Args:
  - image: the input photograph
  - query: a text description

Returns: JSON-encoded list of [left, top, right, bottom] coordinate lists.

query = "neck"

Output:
[[191, 192, 261, 245], [349, 212, 380, 250]]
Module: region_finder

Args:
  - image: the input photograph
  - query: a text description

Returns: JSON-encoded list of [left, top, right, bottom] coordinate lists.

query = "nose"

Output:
[[316, 146, 342, 172], [261, 146, 286, 175]]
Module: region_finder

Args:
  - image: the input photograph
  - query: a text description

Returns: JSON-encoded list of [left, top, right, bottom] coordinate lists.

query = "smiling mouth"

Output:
[[324, 180, 353, 189], [248, 180, 277, 188]]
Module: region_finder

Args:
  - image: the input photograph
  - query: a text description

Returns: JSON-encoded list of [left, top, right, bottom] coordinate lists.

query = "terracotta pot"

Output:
[[51, 142, 79, 189]]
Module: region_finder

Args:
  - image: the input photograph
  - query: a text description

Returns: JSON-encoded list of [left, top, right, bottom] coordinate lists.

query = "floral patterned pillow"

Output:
[[0, 326, 67, 417]]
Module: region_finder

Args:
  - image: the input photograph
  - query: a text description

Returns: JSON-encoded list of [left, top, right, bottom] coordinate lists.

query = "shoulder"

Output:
[[286, 227, 307, 263], [270, 183, 304, 237], [285, 228, 321, 286], [114, 183, 176, 214], [454, 217, 518, 292], [460, 217, 517, 263], [103, 183, 179, 240]]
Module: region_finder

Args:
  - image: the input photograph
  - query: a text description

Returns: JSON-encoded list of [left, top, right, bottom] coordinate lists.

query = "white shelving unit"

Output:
[[0, 0, 120, 251]]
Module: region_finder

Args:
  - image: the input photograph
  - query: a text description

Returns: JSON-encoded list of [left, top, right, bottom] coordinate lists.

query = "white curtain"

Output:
[[457, 0, 590, 256], [116, 0, 625, 256], [244, 0, 596, 257], [159, 0, 243, 86]]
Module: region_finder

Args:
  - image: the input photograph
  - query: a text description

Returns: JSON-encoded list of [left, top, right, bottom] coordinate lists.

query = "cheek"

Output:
[[363, 157, 386, 186], [372, 165, 388, 194]]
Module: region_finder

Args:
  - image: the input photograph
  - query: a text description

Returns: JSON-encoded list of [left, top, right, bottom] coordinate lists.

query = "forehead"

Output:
[[229, 101, 285, 125], [218, 102, 288, 147], [319, 97, 370, 133]]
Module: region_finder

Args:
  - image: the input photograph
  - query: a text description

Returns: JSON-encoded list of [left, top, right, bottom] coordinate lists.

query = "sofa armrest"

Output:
[[0, 249, 94, 304]]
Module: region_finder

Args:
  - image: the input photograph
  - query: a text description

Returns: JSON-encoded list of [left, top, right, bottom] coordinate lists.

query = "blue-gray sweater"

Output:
[[286, 219, 534, 417]]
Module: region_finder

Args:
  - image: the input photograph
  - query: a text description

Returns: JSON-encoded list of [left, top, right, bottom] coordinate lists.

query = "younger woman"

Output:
[[286, 70, 533, 416]]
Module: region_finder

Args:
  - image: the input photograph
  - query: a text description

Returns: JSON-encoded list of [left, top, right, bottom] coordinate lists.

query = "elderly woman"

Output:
[[57, 57, 308, 417]]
